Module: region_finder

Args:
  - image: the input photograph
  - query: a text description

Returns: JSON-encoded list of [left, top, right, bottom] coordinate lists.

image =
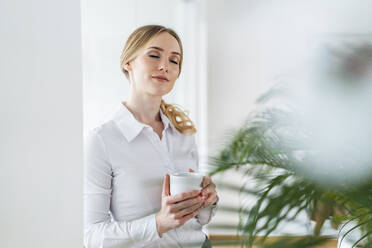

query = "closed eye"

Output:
[[149, 54, 178, 65]]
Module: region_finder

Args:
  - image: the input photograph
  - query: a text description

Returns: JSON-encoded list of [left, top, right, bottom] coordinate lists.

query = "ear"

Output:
[[123, 62, 132, 72]]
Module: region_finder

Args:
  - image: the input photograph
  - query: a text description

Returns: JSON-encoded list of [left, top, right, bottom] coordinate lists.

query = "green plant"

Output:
[[209, 83, 372, 247]]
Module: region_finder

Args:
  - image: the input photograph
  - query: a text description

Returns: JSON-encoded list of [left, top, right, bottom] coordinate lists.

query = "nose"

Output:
[[159, 59, 169, 73]]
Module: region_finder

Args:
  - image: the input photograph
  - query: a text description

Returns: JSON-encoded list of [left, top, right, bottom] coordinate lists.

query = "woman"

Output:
[[84, 25, 218, 248]]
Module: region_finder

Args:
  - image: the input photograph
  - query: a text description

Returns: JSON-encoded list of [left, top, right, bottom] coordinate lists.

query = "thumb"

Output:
[[189, 168, 195, 173], [162, 174, 170, 197]]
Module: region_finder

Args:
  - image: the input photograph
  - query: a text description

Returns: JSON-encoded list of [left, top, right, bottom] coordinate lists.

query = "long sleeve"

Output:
[[84, 130, 161, 248]]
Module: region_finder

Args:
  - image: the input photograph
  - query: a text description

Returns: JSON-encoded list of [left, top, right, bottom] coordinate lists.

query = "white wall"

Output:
[[0, 0, 83, 247], [206, 0, 372, 236]]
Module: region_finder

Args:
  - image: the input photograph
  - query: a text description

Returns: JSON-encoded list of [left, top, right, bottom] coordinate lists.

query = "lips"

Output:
[[152, 76, 169, 82]]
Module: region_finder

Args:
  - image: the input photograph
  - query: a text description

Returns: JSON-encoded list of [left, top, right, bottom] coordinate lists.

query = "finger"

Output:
[[203, 193, 218, 208], [189, 168, 195, 173], [173, 195, 203, 212], [175, 201, 203, 219], [177, 208, 202, 226], [202, 176, 211, 188], [202, 176, 216, 188], [167, 190, 200, 204], [162, 174, 170, 197], [201, 184, 216, 196]]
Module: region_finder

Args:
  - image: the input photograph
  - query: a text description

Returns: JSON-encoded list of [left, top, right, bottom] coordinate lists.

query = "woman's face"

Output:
[[126, 32, 181, 97]]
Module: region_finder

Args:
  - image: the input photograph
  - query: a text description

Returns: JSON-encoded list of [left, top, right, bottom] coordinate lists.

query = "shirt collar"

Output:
[[113, 102, 175, 142]]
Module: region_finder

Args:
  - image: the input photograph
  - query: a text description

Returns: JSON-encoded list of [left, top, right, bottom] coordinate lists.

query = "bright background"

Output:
[[1, 0, 371, 246]]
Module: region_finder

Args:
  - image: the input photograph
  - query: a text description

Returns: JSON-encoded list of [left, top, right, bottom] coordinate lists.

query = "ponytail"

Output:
[[160, 99, 196, 135]]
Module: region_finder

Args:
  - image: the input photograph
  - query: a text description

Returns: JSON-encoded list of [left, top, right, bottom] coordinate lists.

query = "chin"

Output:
[[147, 89, 171, 97], [148, 86, 173, 96]]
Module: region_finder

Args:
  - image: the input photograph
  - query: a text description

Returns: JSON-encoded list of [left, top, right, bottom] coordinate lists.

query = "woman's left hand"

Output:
[[189, 168, 218, 208]]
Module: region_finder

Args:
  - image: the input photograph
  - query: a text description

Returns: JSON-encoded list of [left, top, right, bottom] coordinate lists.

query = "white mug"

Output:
[[170, 172, 203, 196]]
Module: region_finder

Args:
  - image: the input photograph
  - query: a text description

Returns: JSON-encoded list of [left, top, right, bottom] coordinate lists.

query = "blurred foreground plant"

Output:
[[209, 43, 372, 247]]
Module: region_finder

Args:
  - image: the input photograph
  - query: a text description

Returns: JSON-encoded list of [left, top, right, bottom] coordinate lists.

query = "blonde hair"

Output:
[[120, 25, 196, 135]]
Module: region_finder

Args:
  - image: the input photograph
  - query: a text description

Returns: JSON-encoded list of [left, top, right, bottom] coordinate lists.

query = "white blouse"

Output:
[[84, 102, 216, 248]]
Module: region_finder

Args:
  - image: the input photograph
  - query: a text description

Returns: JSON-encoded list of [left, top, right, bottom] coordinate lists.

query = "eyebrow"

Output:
[[147, 46, 181, 56]]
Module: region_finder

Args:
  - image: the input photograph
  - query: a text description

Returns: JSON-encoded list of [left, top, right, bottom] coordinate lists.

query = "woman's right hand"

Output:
[[155, 174, 203, 237]]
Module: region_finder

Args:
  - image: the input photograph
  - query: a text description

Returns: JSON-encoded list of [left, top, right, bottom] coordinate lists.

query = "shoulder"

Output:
[[85, 120, 116, 139], [84, 119, 121, 162], [85, 104, 128, 139], [84, 115, 124, 150]]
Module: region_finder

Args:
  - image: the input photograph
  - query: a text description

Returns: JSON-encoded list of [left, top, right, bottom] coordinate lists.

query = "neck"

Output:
[[124, 90, 162, 126]]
